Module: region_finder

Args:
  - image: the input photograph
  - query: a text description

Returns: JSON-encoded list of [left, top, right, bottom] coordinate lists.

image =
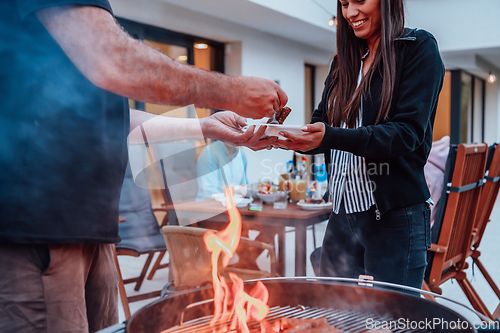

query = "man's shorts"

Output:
[[0, 243, 118, 333]]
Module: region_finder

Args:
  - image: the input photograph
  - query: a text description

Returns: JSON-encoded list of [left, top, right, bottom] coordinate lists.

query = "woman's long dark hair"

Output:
[[327, 0, 405, 128]]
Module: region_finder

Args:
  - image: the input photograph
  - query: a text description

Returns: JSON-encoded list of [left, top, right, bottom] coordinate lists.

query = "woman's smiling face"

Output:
[[339, 0, 382, 44]]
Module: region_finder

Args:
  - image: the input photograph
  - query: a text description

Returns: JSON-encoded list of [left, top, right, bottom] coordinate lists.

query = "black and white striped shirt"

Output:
[[329, 54, 376, 214]]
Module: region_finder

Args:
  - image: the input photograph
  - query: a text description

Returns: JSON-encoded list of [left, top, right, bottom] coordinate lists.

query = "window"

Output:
[[304, 64, 315, 125], [434, 70, 485, 144], [434, 71, 452, 141], [460, 73, 473, 143], [117, 18, 225, 119]]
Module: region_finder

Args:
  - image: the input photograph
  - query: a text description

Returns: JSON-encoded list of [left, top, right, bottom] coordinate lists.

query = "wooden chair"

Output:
[[161, 226, 277, 292], [114, 162, 168, 319], [467, 143, 500, 319], [423, 143, 488, 315]]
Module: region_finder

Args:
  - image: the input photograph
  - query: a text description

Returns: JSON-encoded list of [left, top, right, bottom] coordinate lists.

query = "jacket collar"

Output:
[[394, 28, 417, 41]]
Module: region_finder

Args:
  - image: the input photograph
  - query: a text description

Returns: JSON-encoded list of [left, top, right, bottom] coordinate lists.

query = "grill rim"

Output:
[[125, 277, 480, 333]]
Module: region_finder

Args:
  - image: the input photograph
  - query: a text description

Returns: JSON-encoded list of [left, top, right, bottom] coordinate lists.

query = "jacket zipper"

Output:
[[374, 196, 381, 221]]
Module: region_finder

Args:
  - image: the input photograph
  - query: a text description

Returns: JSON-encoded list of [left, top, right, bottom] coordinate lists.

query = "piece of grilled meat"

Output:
[[260, 317, 342, 333], [267, 106, 292, 125]]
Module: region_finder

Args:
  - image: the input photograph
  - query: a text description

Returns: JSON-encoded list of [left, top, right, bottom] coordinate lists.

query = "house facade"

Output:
[[110, 0, 500, 182]]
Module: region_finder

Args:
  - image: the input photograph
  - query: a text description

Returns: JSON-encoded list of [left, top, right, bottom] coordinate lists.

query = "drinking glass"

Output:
[[273, 191, 288, 209], [278, 173, 289, 192], [289, 177, 307, 202]]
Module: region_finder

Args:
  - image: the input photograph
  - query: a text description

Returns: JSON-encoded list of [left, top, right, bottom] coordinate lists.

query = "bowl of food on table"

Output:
[[256, 183, 286, 204]]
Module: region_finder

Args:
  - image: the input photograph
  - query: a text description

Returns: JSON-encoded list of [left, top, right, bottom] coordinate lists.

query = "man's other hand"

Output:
[[201, 111, 277, 150]]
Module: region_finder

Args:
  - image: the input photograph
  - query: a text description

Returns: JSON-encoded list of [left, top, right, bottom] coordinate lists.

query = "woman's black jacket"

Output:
[[308, 28, 445, 215]]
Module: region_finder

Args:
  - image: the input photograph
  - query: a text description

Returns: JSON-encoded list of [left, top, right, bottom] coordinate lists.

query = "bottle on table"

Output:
[[313, 163, 328, 201]]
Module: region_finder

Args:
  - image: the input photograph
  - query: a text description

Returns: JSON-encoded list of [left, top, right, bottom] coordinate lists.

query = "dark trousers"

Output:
[[0, 243, 118, 333], [320, 202, 431, 289]]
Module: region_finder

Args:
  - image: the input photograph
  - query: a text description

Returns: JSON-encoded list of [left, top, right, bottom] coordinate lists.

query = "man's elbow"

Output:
[[80, 36, 131, 91], [84, 59, 118, 91]]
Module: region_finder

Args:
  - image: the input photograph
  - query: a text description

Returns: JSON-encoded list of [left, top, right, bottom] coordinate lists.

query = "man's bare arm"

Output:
[[36, 5, 288, 119], [129, 109, 277, 150], [128, 109, 204, 144]]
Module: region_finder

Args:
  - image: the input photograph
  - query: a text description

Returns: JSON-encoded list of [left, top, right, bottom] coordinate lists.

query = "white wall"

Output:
[[248, 0, 335, 31], [497, 84, 500, 143], [247, 0, 500, 54], [405, 0, 500, 143], [225, 42, 242, 77], [405, 0, 500, 52]]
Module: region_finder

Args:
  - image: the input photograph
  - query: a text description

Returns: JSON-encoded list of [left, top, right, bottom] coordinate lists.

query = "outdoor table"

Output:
[[164, 200, 331, 276]]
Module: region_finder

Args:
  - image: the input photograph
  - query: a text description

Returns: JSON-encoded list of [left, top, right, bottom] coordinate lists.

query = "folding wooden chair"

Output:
[[423, 143, 489, 316], [467, 143, 500, 319]]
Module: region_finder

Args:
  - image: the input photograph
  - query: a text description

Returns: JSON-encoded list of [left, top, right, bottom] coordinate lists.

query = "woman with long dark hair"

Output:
[[276, 0, 445, 288]]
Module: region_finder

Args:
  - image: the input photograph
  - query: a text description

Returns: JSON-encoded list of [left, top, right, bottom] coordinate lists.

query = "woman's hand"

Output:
[[274, 122, 325, 151]]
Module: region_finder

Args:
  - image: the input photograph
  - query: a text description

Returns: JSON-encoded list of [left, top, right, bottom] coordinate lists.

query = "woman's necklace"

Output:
[[362, 55, 374, 76]]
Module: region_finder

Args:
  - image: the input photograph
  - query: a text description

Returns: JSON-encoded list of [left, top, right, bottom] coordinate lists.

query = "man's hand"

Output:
[[231, 77, 288, 119], [274, 122, 325, 151], [201, 112, 277, 150]]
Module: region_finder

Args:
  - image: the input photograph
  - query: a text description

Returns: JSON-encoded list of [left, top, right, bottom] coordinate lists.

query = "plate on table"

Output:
[[265, 124, 304, 139], [223, 197, 252, 208], [297, 201, 333, 211], [211, 193, 251, 207]]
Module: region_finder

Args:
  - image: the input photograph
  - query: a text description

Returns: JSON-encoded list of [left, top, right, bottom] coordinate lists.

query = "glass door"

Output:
[[118, 18, 224, 119], [434, 70, 485, 144], [142, 40, 191, 117]]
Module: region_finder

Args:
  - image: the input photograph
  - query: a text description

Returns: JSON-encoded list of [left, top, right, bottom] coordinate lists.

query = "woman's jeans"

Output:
[[320, 202, 431, 289]]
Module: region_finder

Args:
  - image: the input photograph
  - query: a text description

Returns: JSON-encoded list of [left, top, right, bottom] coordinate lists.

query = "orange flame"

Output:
[[203, 186, 270, 332]]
